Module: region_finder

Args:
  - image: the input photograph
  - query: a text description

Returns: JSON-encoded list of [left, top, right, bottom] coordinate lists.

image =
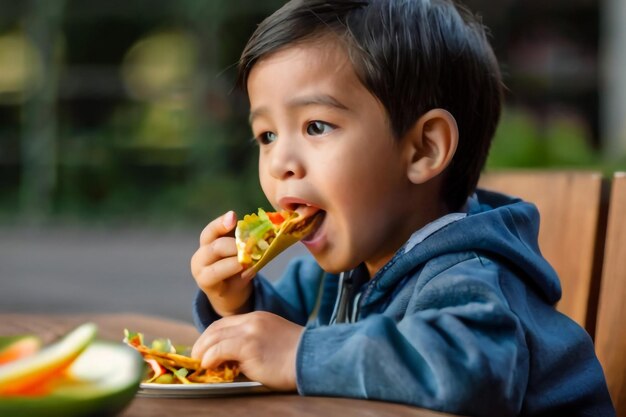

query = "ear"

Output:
[[402, 108, 458, 185]]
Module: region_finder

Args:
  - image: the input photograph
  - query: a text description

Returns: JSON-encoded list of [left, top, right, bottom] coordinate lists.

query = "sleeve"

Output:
[[295, 257, 529, 417], [193, 255, 325, 331]]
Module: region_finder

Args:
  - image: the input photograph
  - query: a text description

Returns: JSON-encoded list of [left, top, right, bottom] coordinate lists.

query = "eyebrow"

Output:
[[249, 94, 350, 124]]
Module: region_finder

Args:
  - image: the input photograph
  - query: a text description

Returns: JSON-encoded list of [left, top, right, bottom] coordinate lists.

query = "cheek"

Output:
[[258, 156, 274, 200], [336, 152, 402, 202], [328, 153, 405, 237], [323, 165, 385, 236]]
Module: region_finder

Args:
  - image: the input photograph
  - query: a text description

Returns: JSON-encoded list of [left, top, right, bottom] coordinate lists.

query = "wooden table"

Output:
[[0, 313, 460, 417]]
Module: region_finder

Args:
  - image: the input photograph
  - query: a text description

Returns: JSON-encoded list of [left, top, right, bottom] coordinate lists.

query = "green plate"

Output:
[[0, 341, 143, 417]]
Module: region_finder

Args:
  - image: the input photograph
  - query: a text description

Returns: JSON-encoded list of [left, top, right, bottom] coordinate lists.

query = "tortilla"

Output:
[[123, 330, 239, 384], [235, 208, 323, 273]]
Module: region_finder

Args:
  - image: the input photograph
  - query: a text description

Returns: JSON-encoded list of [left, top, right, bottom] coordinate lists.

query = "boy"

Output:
[[190, 0, 615, 415]]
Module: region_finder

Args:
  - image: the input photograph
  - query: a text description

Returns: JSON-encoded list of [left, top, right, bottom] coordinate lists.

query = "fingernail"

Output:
[[241, 268, 255, 281], [223, 211, 236, 228]]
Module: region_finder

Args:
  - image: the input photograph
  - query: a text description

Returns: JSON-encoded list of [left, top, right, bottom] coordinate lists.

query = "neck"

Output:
[[364, 187, 451, 277]]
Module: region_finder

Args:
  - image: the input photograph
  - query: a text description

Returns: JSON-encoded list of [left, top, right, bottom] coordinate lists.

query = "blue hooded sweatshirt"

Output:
[[193, 190, 615, 417]]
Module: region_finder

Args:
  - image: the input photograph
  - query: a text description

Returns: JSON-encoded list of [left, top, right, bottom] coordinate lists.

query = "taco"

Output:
[[235, 208, 322, 273], [123, 330, 238, 384]]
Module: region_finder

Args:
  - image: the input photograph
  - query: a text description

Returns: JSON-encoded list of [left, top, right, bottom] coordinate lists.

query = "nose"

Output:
[[267, 136, 305, 180]]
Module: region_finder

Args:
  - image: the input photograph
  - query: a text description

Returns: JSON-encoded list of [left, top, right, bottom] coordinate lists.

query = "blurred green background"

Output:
[[1, 0, 625, 228]]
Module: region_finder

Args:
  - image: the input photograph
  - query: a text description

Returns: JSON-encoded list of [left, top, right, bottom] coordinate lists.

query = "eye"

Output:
[[255, 131, 277, 145], [306, 121, 335, 136]]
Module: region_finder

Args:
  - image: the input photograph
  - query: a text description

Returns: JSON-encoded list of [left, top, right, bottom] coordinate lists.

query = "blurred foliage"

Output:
[[487, 107, 626, 174], [0, 0, 624, 228], [0, 0, 284, 227]]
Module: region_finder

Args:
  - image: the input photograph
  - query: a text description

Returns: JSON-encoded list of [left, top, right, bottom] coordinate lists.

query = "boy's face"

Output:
[[247, 40, 416, 275]]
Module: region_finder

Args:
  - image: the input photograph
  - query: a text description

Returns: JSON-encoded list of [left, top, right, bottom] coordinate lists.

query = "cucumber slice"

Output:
[[0, 323, 97, 394], [0, 341, 143, 417]]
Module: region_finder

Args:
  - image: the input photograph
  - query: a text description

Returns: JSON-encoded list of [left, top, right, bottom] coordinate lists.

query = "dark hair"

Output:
[[238, 0, 503, 210]]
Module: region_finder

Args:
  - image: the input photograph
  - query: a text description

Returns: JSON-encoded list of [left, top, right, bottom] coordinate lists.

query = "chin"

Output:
[[314, 255, 359, 275]]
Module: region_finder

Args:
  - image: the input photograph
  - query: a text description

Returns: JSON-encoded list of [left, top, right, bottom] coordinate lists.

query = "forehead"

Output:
[[247, 39, 364, 101]]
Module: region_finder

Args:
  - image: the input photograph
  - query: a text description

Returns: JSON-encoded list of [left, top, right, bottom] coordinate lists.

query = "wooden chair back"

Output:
[[594, 172, 626, 415], [478, 170, 606, 332]]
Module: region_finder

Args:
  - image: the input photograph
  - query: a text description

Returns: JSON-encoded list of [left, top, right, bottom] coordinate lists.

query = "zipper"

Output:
[[329, 272, 350, 324], [329, 266, 369, 324]]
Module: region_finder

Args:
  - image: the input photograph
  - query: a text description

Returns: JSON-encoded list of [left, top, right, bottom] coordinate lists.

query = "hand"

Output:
[[191, 211, 256, 317], [191, 311, 303, 391]]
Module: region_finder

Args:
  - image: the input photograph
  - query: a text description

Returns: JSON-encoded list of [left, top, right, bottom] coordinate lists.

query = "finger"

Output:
[[191, 332, 208, 360], [241, 267, 257, 282], [191, 237, 238, 277], [196, 257, 245, 290], [200, 329, 246, 370], [199, 211, 237, 245], [201, 339, 239, 370], [191, 328, 215, 360], [191, 317, 243, 360]]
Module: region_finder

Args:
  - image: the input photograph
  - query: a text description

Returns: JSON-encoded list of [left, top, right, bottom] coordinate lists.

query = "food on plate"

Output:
[[235, 208, 323, 273], [0, 323, 142, 417], [123, 329, 239, 384]]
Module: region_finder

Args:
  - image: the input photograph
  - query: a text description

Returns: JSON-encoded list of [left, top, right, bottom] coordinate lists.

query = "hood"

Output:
[[372, 189, 561, 305]]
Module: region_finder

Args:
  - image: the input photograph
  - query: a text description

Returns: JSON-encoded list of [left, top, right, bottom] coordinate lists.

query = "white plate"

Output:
[[138, 381, 269, 398]]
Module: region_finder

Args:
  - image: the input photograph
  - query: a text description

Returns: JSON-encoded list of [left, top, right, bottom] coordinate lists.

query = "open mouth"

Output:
[[295, 211, 325, 239], [294, 210, 326, 243], [283, 208, 324, 238]]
